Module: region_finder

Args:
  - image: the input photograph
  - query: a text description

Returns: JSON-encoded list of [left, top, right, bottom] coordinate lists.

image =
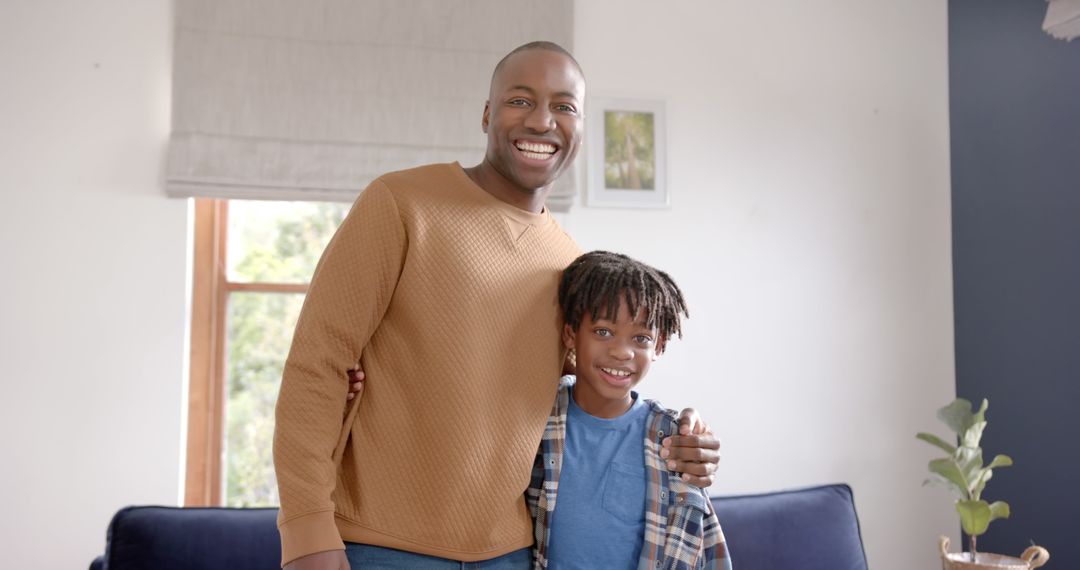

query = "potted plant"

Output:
[[917, 398, 1049, 569]]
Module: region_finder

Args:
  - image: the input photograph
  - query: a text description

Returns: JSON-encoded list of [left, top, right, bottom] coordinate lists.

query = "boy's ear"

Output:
[[562, 323, 576, 349], [653, 336, 666, 360]]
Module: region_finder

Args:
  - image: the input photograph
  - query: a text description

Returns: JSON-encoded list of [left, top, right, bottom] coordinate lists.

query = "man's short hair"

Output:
[[491, 41, 584, 84]]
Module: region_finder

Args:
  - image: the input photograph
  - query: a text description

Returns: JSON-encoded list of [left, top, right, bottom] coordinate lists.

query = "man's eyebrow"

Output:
[[506, 85, 581, 102]]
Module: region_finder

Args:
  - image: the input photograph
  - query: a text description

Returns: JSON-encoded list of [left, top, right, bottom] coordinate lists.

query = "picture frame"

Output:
[[585, 97, 668, 208]]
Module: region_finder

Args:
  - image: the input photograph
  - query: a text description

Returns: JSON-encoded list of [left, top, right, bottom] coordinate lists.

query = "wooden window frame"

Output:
[[185, 198, 307, 506]]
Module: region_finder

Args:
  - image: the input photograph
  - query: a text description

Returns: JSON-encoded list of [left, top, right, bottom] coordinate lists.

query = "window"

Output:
[[186, 199, 349, 506]]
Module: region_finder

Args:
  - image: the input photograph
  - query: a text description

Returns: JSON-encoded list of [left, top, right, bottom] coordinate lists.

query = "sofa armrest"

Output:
[[96, 506, 280, 569]]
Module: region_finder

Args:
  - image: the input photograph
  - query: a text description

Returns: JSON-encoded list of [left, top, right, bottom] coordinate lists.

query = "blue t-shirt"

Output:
[[547, 387, 650, 569]]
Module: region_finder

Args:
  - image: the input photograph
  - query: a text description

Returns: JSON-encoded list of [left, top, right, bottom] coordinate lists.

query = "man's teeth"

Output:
[[516, 141, 556, 158], [601, 367, 631, 377]]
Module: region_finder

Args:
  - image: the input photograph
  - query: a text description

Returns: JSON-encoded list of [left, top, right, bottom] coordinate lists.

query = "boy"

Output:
[[527, 251, 732, 570]]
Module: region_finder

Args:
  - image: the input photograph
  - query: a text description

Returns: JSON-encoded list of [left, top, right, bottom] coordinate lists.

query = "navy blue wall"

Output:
[[949, 0, 1080, 562]]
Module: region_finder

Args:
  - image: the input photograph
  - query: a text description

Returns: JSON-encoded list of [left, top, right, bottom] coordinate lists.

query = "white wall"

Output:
[[0, 1, 957, 568], [565, 1, 958, 569], [0, 1, 185, 568]]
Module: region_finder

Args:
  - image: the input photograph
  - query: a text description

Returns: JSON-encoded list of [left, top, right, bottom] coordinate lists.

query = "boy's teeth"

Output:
[[602, 367, 630, 377]]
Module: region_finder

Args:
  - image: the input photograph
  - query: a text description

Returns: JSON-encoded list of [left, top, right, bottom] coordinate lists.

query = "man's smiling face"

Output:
[[482, 48, 585, 193]]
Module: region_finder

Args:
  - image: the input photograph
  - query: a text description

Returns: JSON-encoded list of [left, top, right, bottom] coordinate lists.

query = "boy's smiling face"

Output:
[[563, 297, 661, 419]]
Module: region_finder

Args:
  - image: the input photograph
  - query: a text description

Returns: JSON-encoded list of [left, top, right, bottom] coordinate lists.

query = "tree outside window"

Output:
[[187, 199, 349, 507]]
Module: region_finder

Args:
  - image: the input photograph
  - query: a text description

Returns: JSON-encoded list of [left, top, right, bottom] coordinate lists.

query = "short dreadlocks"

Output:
[[559, 251, 689, 350]]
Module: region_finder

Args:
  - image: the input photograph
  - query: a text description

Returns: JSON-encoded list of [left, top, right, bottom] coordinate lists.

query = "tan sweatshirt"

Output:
[[273, 163, 581, 565]]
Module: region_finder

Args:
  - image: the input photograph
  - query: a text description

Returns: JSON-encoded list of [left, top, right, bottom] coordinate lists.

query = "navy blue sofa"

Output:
[[90, 483, 867, 569]]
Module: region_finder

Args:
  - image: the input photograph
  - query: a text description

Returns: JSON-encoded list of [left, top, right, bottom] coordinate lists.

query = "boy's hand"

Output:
[[346, 367, 364, 400], [661, 408, 721, 488], [284, 549, 349, 570]]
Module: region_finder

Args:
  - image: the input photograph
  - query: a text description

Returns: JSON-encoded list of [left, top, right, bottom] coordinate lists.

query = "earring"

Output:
[[567, 348, 577, 370]]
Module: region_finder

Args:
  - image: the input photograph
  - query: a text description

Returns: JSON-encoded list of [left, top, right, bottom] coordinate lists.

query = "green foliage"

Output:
[[223, 200, 348, 507], [230, 201, 348, 283], [916, 432, 956, 455], [603, 110, 656, 190], [917, 398, 1013, 550], [956, 500, 1011, 537], [956, 500, 991, 536]]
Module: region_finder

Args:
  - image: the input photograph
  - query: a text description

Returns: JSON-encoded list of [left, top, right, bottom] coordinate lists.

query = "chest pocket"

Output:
[[601, 462, 646, 523]]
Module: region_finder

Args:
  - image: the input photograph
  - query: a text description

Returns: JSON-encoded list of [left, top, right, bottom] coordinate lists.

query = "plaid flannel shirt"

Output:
[[526, 376, 732, 570]]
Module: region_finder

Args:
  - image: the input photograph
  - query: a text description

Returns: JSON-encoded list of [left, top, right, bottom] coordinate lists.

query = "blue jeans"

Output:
[[344, 543, 531, 570]]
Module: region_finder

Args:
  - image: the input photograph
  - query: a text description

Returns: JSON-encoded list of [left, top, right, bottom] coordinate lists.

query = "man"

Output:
[[274, 42, 720, 570]]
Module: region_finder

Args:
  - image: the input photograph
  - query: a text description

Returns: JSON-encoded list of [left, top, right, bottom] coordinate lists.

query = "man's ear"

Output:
[[562, 323, 576, 349], [481, 101, 490, 133]]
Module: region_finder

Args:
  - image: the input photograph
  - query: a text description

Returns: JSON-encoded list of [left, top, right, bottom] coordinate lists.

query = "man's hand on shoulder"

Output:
[[284, 550, 349, 570], [661, 408, 721, 489]]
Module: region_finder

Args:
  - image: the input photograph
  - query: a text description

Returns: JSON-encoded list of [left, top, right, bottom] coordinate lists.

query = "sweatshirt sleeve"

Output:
[[272, 180, 407, 566]]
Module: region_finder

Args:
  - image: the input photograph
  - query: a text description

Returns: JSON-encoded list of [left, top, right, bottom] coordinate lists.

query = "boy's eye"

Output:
[[635, 335, 654, 344], [594, 328, 612, 338]]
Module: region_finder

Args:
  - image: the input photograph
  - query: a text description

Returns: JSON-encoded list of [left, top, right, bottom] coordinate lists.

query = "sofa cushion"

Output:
[[711, 483, 868, 570], [95, 484, 868, 569], [101, 506, 279, 569]]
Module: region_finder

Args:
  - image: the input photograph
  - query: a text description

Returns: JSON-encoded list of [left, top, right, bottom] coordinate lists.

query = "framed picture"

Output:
[[586, 97, 668, 208]]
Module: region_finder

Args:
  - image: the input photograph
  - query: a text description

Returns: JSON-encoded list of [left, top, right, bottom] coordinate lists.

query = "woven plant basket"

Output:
[[940, 536, 1049, 570]]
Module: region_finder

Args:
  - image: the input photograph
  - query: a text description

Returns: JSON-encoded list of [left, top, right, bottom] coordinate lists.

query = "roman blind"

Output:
[[166, 0, 577, 211]]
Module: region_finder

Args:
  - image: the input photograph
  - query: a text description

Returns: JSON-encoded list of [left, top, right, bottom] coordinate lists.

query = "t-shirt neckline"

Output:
[[450, 162, 551, 228]]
